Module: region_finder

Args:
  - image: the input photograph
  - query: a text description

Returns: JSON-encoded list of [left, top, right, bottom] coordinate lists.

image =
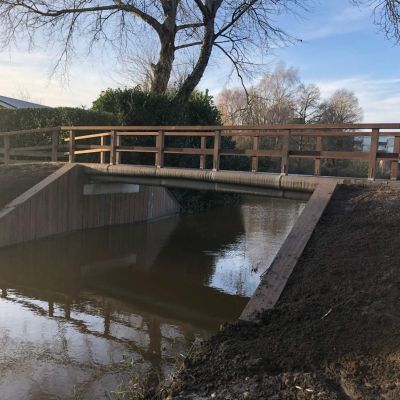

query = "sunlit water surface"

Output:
[[0, 196, 304, 399]]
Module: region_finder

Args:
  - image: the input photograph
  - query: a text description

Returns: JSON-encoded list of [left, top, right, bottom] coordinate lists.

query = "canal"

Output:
[[0, 195, 305, 399]]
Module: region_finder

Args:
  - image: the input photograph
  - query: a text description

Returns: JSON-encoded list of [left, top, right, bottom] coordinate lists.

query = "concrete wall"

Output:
[[0, 164, 180, 248]]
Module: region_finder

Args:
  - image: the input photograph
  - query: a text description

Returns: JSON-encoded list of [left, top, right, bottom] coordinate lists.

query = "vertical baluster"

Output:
[[213, 130, 221, 171], [252, 136, 259, 172], [314, 135, 322, 176], [110, 130, 117, 165], [68, 130, 75, 163], [200, 136, 206, 169], [3, 135, 10, 165], [281, 130, 290, 175], [156, 130, 165, 168], [51, 130, 58, 162], [116, 133, 121, 165], [368, 128, 379, 180], [100, 136, 105, 164], [390, 136, 400, 180]]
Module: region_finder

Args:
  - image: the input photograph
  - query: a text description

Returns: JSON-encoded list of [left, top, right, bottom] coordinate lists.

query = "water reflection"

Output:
[[0, 196, 304, 399]]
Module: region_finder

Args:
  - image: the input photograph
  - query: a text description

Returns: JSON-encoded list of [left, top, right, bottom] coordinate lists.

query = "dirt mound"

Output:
[[0, 163, 62, 209], [172, 185, 400, 399]]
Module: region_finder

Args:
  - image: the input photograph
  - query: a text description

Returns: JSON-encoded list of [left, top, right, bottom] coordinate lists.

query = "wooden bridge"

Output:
[[1, 123, 400, 182], [1, 123, 400, 319]]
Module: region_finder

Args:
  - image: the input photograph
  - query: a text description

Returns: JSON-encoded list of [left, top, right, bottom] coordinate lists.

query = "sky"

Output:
[[0, 0, 399, 122]]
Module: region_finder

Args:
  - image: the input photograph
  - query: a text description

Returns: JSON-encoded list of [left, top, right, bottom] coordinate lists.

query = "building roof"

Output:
[[0, 95, 49, 109]]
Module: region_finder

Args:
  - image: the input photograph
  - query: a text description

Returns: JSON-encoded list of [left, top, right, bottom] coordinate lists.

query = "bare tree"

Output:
[[295, 83, 321, 123], [317, 89, 363, 123], [0, 0, 305, 105], [354, 0, 400, 43]]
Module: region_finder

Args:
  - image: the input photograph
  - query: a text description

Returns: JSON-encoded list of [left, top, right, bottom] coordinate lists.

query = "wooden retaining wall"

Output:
[[240, 180, 337, 321], [0, 164, 180, 248]]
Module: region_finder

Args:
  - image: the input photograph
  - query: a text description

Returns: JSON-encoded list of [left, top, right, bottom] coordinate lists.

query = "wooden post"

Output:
[[280, 130, 290, 175], [100, 136, 105, 164], [156, 130, 165, 168], [199, 136, 206, 169], [110, 130, 117, 165], [3, 135, 10, 165], [51, 130, 58, 162], [68, 130, 75, 163], [213, 130, 221, 171], [252, 136, 259, 172], [314, 136, 322, 176], [390, 136, 400, 180], [368, 128, 379, 180], [116, 134, 121, 165]]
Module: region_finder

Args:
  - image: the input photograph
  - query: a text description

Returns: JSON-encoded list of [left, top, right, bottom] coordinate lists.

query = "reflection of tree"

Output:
[[240, 196, 305, 273]]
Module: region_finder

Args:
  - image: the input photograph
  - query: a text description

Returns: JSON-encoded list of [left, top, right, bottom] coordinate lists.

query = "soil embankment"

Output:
[[0, 163, 62, 209], [171, 185, 400, 399]]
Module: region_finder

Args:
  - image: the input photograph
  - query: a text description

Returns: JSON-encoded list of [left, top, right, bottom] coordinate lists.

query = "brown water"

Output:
[[0, 196, 304, 399]]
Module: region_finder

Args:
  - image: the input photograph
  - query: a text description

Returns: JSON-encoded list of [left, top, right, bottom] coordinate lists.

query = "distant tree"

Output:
[[295, 83, 321, 123], [316, 89, 363, 124]]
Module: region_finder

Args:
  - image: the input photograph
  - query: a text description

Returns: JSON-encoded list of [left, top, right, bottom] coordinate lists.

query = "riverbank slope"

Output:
[[170, 184, 400, 399], [0, 163, 62, 209]]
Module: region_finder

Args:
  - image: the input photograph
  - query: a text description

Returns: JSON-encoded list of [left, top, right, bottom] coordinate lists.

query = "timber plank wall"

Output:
[[0, 164, 180, 248]]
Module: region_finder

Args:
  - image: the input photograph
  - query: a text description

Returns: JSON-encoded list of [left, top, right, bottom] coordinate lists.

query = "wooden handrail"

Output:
[[1, 124, 400, 181]]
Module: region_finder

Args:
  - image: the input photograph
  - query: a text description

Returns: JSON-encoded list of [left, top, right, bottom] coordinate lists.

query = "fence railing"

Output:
[[1, 123, 400, 180]]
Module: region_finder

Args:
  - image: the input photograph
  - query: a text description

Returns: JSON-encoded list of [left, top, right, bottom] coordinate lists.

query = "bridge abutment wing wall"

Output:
[[0, 164, 180, 248]]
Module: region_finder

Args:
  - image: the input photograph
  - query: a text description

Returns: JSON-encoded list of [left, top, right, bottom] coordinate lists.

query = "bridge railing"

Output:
[[1, 124, 400, 180]]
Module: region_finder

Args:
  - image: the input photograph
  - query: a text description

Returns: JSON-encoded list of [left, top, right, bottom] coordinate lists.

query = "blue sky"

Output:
[[0, 0, 399, 121]]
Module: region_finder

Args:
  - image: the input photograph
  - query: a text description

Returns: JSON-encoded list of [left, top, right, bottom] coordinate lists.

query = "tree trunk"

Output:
[[150, 2, 177, 93], [174, 20, 215, 105], [150, 28, 176, 92]]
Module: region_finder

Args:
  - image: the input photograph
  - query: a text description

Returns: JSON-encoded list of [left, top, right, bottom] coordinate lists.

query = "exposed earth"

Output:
[[167, 184, 400, 400], [0, 162, 62, 209]]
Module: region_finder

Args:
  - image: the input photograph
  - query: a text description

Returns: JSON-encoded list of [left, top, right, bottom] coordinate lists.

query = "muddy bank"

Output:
[[0, 163, 62, 209], [171, 184, 400, 399]]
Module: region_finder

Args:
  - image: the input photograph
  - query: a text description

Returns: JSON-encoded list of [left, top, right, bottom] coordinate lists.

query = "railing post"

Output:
[[68, 130, 75, 163], [213, 130, 221, 171], [368, 128, 379, 180], [390, 136, 400, 180], [200, 136, 206, 169], [314, 135, 322, 176], [281, 130, 290, 175], [116, 134, 121, 165], [252, 136, 259, 172], [3, 135, 10, 165], [51, 130, 58, 162], [155, 130, 165, 168], [100, 136, 105, 164], [110, 130, 117, 165]]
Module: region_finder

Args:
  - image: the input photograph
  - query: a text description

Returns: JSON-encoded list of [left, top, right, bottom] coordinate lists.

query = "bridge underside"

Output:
[[79, 163, 383, 201], [80, 163, 325, 201]]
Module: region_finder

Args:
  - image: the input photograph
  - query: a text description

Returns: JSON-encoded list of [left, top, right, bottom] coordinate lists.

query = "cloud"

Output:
[[0, 49, 118, 107], [315, 76, 400, 122]]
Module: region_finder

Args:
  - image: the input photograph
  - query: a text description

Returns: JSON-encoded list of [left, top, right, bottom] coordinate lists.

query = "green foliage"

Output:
[[0, 107, 118, 148], [0, 107, 117, 132], [92, 87, 221, 125]]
